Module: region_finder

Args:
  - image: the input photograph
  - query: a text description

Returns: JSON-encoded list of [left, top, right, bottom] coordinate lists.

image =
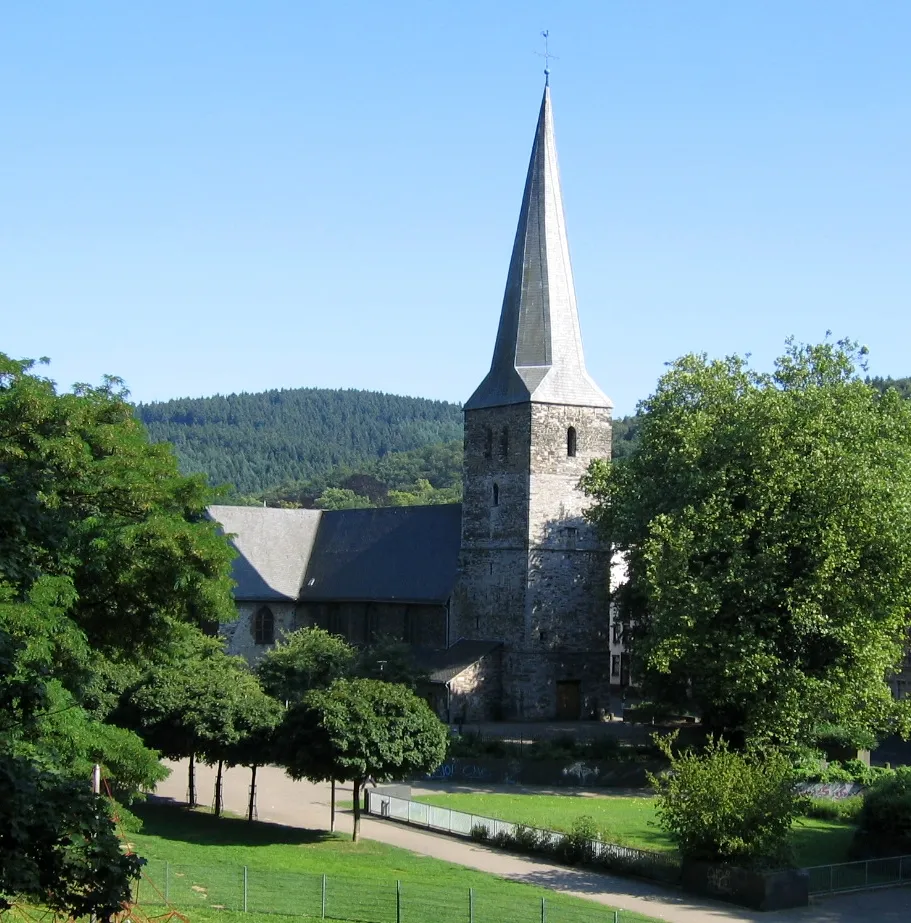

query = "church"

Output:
[[209, 83, 617, 722]]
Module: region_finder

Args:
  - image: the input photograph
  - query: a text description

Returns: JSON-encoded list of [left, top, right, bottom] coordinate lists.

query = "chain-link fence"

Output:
[[135, 860, 654, 923]]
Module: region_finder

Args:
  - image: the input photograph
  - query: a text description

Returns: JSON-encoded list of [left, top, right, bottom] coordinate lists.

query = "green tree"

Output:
[[0, 618, 145, 917], [257, 627, 355, 704], [582, 339, 911, 747], [354, 636, 429, 690], [118, 635, 271, 813], [314, 487, 372, 510], [387, 478, 461, 506], [0, 353, 238, 911], [0, 752, 145, 917], [650, 734, 798, 868], [0, 354, 236, 654], [276, 678, 447, 841]]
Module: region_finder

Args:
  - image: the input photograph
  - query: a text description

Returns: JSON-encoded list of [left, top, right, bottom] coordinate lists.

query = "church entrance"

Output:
[[556, 680, 581, 720]]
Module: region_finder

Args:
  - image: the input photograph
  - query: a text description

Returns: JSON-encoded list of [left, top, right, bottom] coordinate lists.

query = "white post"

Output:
[[92, 764, 101, 794]]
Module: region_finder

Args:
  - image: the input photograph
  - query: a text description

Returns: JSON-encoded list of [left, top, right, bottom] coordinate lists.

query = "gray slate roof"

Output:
[[208, 505, 322, 601], [421, 639, 503, 685], [299, 504, 462, 604], [466, 85, 612, 412]]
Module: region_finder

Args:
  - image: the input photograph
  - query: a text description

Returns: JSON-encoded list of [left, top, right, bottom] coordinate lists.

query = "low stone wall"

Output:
[[422, 757, 663, 788], [681, 860, 809, 911]]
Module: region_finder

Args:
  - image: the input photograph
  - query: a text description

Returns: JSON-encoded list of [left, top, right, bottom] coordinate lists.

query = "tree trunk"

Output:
[[330, 778, 336, 832], [352, 779, 361, 842], [214, 759, 224, 817], [247, 765, 257, 822], [188, 752, 197, 807]]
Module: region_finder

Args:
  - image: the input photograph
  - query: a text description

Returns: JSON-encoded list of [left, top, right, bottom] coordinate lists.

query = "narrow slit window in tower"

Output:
[[567, 426, 577, 457], [492, 483, 500, 506], [500, 426, 509, 458], [484, 426, 493, 459]]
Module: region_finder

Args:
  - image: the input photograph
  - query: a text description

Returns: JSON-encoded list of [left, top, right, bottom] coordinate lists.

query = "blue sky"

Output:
[[2, 1, 909, 416]]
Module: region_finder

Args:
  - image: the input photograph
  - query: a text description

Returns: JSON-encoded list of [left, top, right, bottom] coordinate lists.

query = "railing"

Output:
[[132, 859, 650, 922], [805, 855, 911, 895], [365, 792, 680, 885]]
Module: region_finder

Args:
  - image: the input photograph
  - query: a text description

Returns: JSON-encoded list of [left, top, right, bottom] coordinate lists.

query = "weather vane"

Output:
[[536, 30, 558, 85]]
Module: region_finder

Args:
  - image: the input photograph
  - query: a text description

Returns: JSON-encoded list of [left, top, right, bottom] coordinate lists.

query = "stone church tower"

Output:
[[450, 85, 614, 720]]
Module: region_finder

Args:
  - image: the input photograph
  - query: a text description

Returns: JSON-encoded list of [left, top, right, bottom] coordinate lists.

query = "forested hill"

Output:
[[136, 388, 463, 495]]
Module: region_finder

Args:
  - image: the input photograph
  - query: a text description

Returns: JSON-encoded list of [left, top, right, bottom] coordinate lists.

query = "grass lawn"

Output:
[[127, 800, 661, 923], [414, 792, 856, 868]]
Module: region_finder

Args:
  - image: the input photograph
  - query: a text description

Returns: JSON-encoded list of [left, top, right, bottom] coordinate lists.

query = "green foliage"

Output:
[[610, 414, 642, 460], [137, 388, 463, 496], [267, 440, 465, 509], [387, 477, 462, 506], [0, 753, 145, 916], [649, 734, 799, 868], [276, 678, 448, 840], [314, 487, 373, 510], [867, 375, 911, 400], [0, 352, 246, 910], [118, 635, 278, 767], [256, 627, 355, 704], [354, 636, 429, 689], [583, 339, 911, 747], [812, 722, 878, 754], [854, 765, 911, 855], [791, 755, 891, 787], [799, 796, 863, 823]]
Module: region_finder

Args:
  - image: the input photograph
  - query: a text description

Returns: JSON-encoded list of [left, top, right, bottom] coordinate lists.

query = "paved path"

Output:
[[152, 761, 910, 923]]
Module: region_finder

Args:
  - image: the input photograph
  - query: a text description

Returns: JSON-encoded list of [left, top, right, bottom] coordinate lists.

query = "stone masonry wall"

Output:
[[452, 401, 613, 718], [449, 649, 504, 723], [221, 600, 297, 664], [503, 650, 613, 720]]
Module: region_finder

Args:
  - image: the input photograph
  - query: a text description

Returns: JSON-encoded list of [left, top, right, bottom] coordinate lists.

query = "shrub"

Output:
[[469, 823, 490, 843], [792, 756, 892, 787], [510, 824, 541, 853], [853, 766, 911, 856], [557, 815, 600, 865], [799, 796, 863, 823], [650, 733, 798, 869]]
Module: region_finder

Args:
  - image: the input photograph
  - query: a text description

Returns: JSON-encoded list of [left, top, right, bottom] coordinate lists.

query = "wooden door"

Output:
[[556, 680, 581, 720]]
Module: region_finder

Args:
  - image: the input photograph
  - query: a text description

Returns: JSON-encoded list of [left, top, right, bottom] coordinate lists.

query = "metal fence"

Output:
[[134, 860, 651, 923], [365, 792, 680, 885], [805, 855, 911, 895]]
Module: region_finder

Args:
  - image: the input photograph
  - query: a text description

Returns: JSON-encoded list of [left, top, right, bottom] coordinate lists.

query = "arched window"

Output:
[[567, 426, 577, 458], [500, 426, 509, 458], [254, 606, 275, 645], [492, 482, 500, 507], [484, 426, 493, 459]]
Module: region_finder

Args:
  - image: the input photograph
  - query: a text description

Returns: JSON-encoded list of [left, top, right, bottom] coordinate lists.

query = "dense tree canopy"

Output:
[[256, 627, 355, 704], [276, 678, 447, 840], [137, 387, 463, 495], [583, 340, 911, 748], [0, 354, 238, 912]]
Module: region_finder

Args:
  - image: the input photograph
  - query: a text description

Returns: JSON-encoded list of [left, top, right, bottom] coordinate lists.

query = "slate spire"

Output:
[[465, 86, 612, 411]]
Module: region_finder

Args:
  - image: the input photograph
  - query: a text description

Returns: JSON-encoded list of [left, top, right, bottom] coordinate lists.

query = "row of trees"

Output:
[[117, 626, 444, 840]]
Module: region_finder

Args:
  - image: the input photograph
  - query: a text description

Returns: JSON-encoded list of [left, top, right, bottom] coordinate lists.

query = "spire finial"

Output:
[[537, 30, 557, 86]]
